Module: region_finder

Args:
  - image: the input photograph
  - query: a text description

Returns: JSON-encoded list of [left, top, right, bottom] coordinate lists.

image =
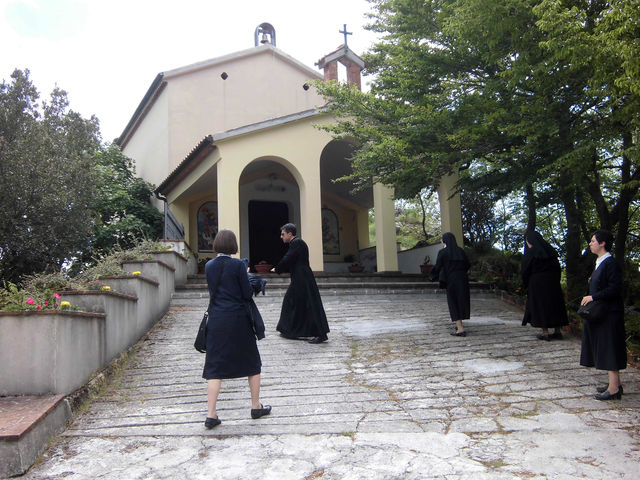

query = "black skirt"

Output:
[[580, 310, 627, 371], [203, 312, 261, 379]]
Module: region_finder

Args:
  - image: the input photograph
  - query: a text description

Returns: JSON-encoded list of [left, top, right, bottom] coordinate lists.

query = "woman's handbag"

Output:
[[577, 300, 607, 323], [194, 312, 208, 353]]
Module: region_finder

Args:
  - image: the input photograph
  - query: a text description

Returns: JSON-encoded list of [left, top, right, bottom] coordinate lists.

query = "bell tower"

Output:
[[316, 24, 365, 90]]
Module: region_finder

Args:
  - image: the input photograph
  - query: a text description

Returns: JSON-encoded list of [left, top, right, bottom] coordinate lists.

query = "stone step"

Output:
[[186, 272, 440, 286], [173, 277, 492, 302]]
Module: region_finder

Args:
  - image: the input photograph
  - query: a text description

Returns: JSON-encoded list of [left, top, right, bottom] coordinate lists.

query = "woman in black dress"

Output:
[[521, 230, 568, 341], [580, 229, 626, 400], [429, 232, 470, 336], [202, 229, 271, 428]]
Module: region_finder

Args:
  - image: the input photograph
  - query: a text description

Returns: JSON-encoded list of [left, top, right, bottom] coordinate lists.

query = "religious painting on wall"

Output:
[[321, 208, 340, 255], [197, 202, 218, 252]]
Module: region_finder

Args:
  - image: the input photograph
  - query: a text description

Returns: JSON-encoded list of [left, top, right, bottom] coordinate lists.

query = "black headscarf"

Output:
[[521, 230, 559, 281], [442, 232, 466, 261], [523, 230, 558, 260]]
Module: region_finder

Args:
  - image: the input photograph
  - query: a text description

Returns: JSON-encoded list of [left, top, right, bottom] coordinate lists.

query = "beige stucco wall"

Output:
[[165, 47, 325, 171], [121, 89, 169, 189], [210, 115, 334, 270]]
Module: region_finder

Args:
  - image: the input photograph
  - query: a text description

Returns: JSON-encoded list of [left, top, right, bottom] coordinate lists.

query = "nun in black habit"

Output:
[[429, 232, 470, 336], [521, 230, 568, 341], [273, 223, 330, 344]]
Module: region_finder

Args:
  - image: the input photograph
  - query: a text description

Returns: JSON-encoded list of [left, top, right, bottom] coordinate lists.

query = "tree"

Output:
[[0, 69, 101, 284], [88, 144, 163, 260], [315, 0, 640, 301]]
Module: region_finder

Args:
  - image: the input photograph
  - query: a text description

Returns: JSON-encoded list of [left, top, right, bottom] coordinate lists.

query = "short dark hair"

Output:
[[593, 229, 614, 252], [213, 229, 238, 254], [281, 223, 297, 236]]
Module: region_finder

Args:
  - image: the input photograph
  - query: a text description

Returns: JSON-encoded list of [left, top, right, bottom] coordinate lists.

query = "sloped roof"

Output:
[[154, 107, 327, 196], [116, 44, 324, 147]]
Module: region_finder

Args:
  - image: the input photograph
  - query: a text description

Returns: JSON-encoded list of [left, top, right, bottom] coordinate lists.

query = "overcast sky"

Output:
[[1, 0, 379, 142]]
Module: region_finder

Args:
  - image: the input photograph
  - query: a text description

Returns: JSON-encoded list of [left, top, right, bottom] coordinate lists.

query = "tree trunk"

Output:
[[525, 184, 536, 231]]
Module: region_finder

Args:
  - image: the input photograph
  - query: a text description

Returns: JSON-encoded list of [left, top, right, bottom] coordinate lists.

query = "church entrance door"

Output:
[[248, 200, 289, 268]]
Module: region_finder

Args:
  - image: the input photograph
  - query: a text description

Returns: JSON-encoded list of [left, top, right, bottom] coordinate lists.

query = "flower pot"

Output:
[[349, 265, 365, 273], [254, 263, 273, 274], [420, 264, 433, 275]]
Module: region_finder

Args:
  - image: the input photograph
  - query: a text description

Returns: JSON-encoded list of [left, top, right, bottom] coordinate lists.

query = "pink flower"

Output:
[[26, 298, 35, 305], [44, 301, 49, 306], [53, 293, 61, 300], [36, 304, 42, 310]]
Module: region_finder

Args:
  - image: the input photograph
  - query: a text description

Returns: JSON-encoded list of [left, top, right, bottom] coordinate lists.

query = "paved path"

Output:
[[14, 293, 640, 479]]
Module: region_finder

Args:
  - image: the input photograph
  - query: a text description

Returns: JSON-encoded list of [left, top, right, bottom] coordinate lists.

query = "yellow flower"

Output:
[[60, 301, 71, 308], [132, 271, 141, 276], [102, 285, 111, 291]]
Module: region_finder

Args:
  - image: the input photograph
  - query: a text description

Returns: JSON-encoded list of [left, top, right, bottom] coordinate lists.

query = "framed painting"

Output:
[[321, 208, 340, 255], [197, 202, 218, 252]]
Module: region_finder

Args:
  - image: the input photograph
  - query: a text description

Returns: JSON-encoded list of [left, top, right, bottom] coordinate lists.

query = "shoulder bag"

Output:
[[194, 258, 228, 353], [577, 300, 607, 323]]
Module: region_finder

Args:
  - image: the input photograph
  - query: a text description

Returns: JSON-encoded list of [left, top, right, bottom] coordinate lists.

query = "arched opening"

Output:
[[239, 159, 301, 269]]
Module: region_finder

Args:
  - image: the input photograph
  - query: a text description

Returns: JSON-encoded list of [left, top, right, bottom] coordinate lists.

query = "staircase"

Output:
[[171, 272, 492, 305]]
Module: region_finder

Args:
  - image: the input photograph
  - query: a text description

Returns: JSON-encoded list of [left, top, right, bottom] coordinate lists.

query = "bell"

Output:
[[260, 32, 269, 44]]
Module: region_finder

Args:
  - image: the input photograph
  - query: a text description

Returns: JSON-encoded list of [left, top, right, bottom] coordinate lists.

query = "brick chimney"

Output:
[[316, 45, 365, 90]]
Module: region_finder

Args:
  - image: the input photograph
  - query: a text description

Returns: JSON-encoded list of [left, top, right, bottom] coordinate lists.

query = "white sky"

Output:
[[1, 0, 379, 142]]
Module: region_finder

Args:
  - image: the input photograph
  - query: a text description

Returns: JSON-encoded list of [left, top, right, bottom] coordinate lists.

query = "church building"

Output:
[[116, 23, 462, 273]]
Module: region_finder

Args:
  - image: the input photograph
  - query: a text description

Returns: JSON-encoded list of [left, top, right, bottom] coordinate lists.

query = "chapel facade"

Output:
[[116, 24, 462, 272]]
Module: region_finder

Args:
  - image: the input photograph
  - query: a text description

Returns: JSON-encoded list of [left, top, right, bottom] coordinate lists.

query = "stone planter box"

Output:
[[150, 250, 188, 286], [59, 290, 138, 364], [100, 275, 160, 339], [160, 239, 197, 275], [0, 311, 106, 396], [122, 259, 174, 318]]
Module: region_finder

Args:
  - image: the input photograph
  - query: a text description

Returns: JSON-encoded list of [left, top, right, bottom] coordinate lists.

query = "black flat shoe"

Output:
[[549, 331, 563, 340], [594, 389, 622, 400], [536, 333, 550, 341], [450, 331, 466, 337], [308, 335, 328, 343], [204, 417, 221, 429], [597, 384, 623, 394], [251, 404, 272, 419]]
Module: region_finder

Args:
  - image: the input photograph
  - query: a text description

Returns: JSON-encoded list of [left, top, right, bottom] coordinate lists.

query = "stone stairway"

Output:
[[172, 272, 492, 304]]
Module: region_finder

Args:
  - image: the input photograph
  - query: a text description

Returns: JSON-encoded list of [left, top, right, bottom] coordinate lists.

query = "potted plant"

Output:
[[348, 262, 365, 273], [254, 260, 273, 274], [420, 255, 433, 275]]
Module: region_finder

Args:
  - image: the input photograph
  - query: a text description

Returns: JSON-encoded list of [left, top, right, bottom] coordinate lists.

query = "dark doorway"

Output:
[[248, 200, 289, 268]]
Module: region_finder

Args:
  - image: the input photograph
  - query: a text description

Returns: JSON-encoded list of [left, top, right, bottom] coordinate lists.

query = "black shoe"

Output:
[[450, 331, 466, 337], [251, 404, 272, 419], [549, 331, 563, 340], [536, 333, 551, 341], [308, 335, 328, 344], [204, 417, 221, 429], [596, 384, 623, 394], [594, 389, 622, 400]]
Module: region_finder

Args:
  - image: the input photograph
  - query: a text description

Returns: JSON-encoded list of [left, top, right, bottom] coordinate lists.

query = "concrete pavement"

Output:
[[11, 292, 640, 479]]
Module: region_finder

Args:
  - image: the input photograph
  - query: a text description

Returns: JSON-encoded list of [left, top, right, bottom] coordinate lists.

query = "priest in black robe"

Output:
[[273, 223, 330, 344], [521, 230, 568, 341]]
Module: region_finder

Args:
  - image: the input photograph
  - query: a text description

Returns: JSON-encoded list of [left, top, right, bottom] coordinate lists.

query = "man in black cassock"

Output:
[[272, 223, 329, 344]]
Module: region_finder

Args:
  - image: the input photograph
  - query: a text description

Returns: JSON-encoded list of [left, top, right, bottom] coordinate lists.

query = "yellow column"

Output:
[[373, 183, 398, 272], [437, 171, 463, 242], [299, 178, 324, 272], [216, 159, 241, 253], [356, 208, 370, 249]]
